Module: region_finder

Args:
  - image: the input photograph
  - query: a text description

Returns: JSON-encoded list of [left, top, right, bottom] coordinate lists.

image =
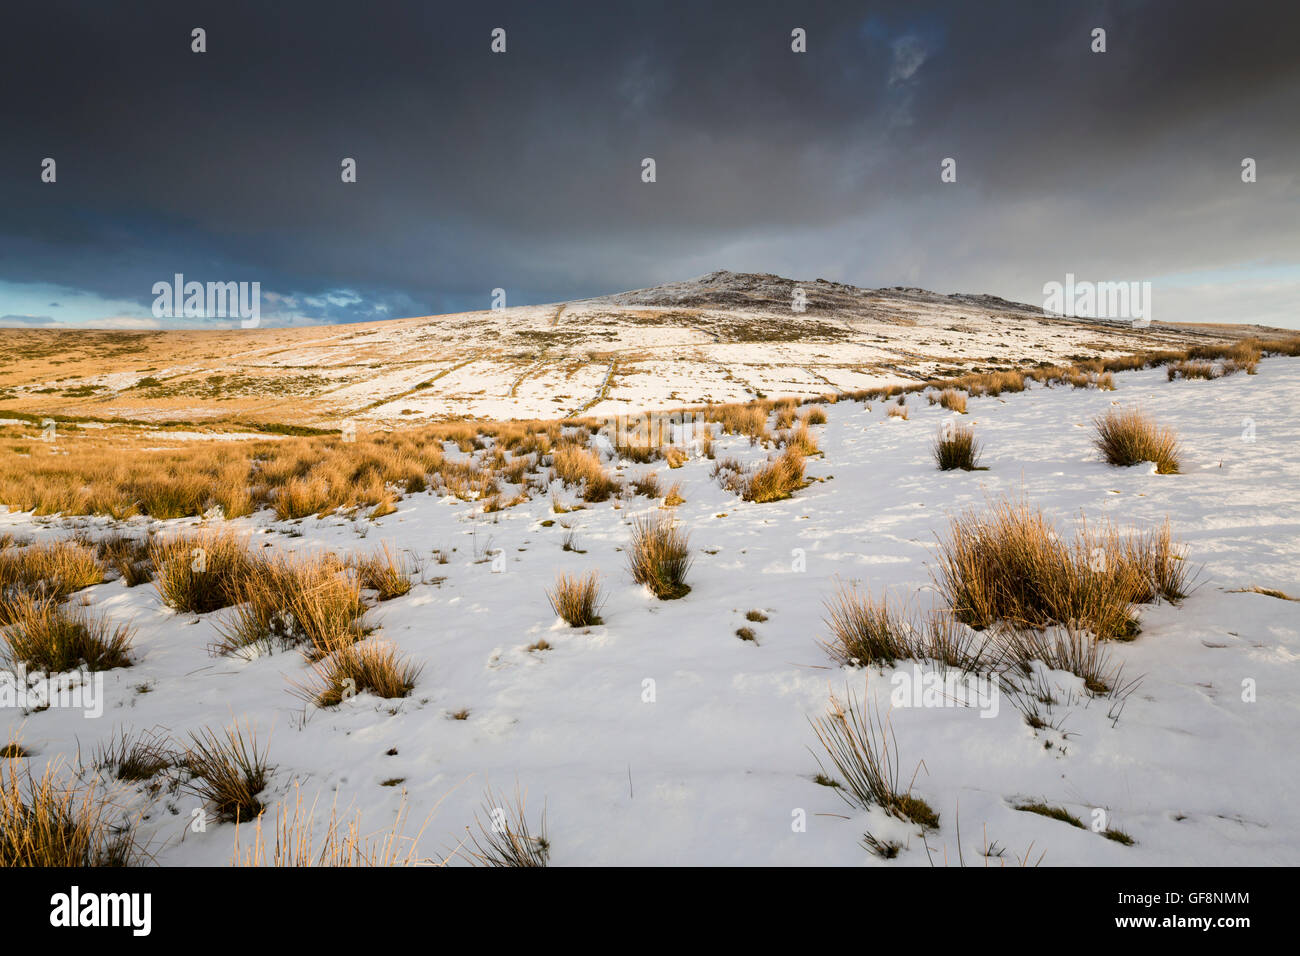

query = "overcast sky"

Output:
[[1, 0, 1296, 330]]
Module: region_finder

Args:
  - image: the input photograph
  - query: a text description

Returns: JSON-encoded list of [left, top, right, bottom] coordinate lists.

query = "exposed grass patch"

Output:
[[2, 598, 133, 672], [184, 722, 272, 824], [1093, 407, 1181, 474], [1014, 801, 1085, 829], [466, 786, 549, 867], [933, 423, 982, 471], [933, 496, 1190, 640], [296, 641, 422, 707], [150, 530, 252, 613], [93, 728, 174, 782], [627, 513, 692, 600], [547, 572, 604, 627], [810, 686, 938, 829], [1, 757, 137, 866]]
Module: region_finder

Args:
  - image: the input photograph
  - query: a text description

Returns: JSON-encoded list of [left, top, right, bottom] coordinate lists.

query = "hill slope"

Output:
[[0, 271, 1271, 428]]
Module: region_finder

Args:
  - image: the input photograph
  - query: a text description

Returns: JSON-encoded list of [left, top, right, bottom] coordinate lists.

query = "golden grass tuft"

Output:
[[150, 530, 253, 613], [234, 783, 434, 866], [1, 756, 137, 866], [547, 572, 604, 627], [938, 388, 967, 413], [810, 685, 938, 829], [2, 597, 133, 672], [184, 722, 272, 824], [933, 423, 982, 471], [465, 786, 550, 867], [1093, 407, 1182, 474], [352, 544, 412, 601], [933, 496, 1190, 640], [628, 513, 692, 600], [295, 641, 422, 707]]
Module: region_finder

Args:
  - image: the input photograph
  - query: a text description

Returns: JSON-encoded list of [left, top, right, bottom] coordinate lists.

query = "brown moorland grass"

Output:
[[465, 786, 550, 867], [547, 571, 604, 627], [810, 685, 939, 829], [351, 544, 412, 601], [183, 722, 272, 824], [2, 342, 1297, 522], [628, 513, 692, 600], [1093, 407, 1182, 474], [933, 496, 1190, 640], [233, 784, 434, 866], [296, 641, 422, 707], [150, 530, 254, 614], [933, 423, 982, 471], [2, 597, 134, 672], [0, 757, 138, 866]]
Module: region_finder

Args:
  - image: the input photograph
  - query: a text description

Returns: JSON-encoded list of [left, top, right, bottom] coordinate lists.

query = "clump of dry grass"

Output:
[[352, 544, 412, 601], [553, 445, 621, 502], [150, 530, 253, 613], [1166, 359, 1220, 382], [822, 583, 915, 666], [631, 472, 662, 499], [1093, 407, 1182, 474], [296, 641, 422, 707], [998, 626, 1121, 695], [933, 423, 982, 471], [887, 403, 910, 420], [933, 496, 1190, 640], [93, 728, 174, 782], [821, 584, 994, 673], [465, 786, 549, 867], [803, 405, 828, 425], [234, 784, 432, 866], [547, 572, 604, 627], [94, 534, 153, 587], [0, 540, 104, 603], [1, 757, 137, 866], [663, 482, 685, 507], [184, 722, 272, 823], [810, 685, 938, 829], [2, 597, 133, 672], [743, 448, 806, 502], [938, 388, 967, 413], [628, 513, 692, 600], [781, 422, 820, 457]]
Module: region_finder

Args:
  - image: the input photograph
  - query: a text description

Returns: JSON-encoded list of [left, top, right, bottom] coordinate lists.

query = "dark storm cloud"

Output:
[[1, 0, 1297, 326]]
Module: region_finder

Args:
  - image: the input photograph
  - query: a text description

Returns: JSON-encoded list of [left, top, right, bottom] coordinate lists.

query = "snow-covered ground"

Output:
[[3, 359, 1298, 866]]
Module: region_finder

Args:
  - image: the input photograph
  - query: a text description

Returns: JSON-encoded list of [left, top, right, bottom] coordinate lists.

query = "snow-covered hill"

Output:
[[5, 357, 1297, 865], [0, 272, 1268, 429]]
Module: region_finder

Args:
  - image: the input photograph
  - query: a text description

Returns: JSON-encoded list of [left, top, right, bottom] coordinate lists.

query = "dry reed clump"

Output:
[[1166, 359, 1220, 382], [183, 722, 272, 823], [92, 728, 175, 782], [351, 544, 412, 601], [93, 534, 152, 587], [547, 572, 604, 627], [938, 388, 967, 413], [887, 403, 909, 420], [0, 539, 104, 603], [552, 445, 621, 502], [233, 783, 433, 866], [465, 786, 550, 867], [810, 685, 939, 829], [627, 513, 692, 600], [1092, 407, 1182, 474], [780, 422, 820, 457], [2, 597, 134, 672], [738, 448, 806, 503], [803, 405, 829, 425], [933, 423, 982, 471], [932, 496, 1191, 640], [295, 641, 422, 707], [0, 756, 137, 866], [821, 583, 994, 673], [150, 530, 253, 613], [212, 551, 369, 658], [631, 472, 662, 499]]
